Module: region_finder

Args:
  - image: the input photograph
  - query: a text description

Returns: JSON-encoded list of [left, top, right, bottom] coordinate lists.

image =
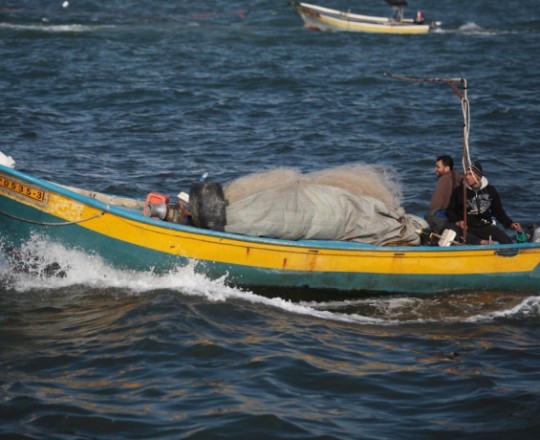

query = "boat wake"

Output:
[[435, 22, 520, 36], [1, 235, 538, 325], [302, 293, 540, 324], [0, 22, 111, 33]]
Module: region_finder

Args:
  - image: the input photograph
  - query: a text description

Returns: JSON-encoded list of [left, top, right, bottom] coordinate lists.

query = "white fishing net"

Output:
[[223, 164, 421, 246]]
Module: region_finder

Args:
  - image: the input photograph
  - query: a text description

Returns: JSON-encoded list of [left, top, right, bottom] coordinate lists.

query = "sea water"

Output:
[[1, 1, 540, 438]]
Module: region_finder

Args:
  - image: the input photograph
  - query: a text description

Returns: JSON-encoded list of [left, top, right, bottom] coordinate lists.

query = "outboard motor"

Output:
[[143, 193, 169, 220], [143, 192, 192, 225]]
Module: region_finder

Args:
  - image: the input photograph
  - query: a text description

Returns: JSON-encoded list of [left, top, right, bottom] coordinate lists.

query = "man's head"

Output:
[[465, 161, 483, 186], [435, 155, 454, 177]]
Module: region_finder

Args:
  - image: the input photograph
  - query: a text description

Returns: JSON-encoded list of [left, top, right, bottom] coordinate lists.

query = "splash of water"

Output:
[[1, 235, 538, 325]]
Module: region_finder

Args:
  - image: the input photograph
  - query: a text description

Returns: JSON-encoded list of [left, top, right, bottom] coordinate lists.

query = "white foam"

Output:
[[464, 295, 540, 323], [0, 22, 108, 33], [457, 22, 516, 36], [433, 22, 516, 36]]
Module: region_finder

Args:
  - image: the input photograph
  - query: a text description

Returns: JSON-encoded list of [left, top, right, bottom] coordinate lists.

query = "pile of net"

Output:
[[223, 164, 423, 246]]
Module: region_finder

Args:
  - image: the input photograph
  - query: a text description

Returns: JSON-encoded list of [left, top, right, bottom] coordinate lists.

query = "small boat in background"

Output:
[[292, 1, 441, 35]]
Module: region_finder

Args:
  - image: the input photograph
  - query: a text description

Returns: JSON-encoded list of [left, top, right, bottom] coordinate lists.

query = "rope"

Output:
[[0, 210, 105, 226], [461, 93, 472, 172], [460, 92, 471, 243]]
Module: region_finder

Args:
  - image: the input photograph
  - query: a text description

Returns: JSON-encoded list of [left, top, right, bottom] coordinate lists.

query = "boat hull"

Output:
[[294, 2, 431, 35], [1, 164, 539, 296]]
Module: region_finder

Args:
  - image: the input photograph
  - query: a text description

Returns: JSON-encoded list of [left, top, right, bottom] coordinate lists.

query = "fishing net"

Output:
[[223, 164, 421, 246]]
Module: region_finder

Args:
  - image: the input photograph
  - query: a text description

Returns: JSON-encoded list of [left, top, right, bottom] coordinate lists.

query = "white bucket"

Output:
[[438, 229, 457, 247]]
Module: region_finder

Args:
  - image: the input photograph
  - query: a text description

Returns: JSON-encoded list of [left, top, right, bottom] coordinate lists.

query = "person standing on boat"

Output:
[[445, 161, 522, 244], [425, 155, 462, 233]]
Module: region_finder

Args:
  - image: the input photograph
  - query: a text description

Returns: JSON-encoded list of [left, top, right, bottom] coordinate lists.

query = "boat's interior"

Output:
[[59, 184, 145, 210]]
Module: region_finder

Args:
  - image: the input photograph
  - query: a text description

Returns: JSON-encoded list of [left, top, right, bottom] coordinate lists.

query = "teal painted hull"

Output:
[[2, 197, 539, 296]]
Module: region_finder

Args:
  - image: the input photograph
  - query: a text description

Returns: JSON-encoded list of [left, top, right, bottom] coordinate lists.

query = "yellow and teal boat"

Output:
[[1, 162, 539, 296]]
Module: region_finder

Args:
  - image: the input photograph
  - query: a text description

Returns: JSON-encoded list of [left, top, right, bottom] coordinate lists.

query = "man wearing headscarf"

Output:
[[445, 161, 522, 244]]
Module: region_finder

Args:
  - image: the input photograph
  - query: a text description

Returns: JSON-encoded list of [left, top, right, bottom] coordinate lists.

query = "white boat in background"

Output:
[[292, 1, 441, 35]]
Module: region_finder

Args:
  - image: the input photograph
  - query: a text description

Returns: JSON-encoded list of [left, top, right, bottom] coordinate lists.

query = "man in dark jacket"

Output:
[[446, 161, 522, 244]]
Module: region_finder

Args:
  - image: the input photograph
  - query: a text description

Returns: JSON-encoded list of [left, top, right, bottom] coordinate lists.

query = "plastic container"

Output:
[[516, 230, 528, 244]]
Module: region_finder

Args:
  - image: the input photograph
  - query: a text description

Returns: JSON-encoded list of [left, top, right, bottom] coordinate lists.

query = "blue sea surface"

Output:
[[1, 1, 540, 438]]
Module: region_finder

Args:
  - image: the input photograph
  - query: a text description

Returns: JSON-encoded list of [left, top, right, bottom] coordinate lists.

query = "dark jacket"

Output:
[[446, 177, 513, 229]]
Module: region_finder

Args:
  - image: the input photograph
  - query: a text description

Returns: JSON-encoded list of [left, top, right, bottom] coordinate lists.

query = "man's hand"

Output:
[[510, 223, 522, 233]]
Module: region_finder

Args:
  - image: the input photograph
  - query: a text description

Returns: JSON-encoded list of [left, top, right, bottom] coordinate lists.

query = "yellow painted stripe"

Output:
[[10, 189, 540, 276], [316, 14, 430, 34]]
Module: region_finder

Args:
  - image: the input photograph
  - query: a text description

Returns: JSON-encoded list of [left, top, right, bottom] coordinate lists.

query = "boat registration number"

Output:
[[0, 175, 47, 203]]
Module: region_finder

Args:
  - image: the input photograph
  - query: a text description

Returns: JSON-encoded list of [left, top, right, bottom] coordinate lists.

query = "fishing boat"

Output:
[[1, 77, 539, 297], [292, 1, 440, 35], [1, 160, 539, 296]]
